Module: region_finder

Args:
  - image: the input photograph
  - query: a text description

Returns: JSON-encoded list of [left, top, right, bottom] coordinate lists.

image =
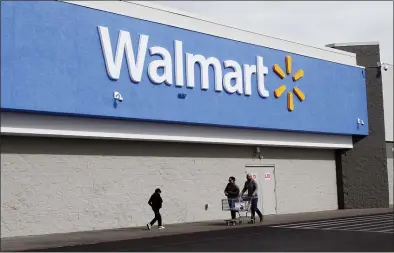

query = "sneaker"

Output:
[[147, 223, 151, 230], [158, 226, 165, 229]]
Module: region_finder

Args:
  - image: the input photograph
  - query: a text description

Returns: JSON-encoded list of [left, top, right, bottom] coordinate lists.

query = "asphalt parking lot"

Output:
[[28, 213, 394, 252]]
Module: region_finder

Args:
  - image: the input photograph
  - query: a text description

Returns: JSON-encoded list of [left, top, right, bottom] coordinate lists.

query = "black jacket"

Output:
[[224, 183, 240, 198], [242, 179, 258, 197], [148, 192, 163, 210]]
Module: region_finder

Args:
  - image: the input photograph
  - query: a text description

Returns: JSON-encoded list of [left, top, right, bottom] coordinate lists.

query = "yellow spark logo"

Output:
[[273, 56, 306, 112]]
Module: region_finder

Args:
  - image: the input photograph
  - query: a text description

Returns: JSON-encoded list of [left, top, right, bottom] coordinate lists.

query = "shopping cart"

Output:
[[221, 196, 252, 226]]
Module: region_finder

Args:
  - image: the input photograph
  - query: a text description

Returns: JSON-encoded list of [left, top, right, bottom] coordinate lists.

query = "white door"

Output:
[[245, 165, 277, 215]]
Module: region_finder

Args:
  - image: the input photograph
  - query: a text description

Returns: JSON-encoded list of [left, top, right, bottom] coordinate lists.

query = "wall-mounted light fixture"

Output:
[[113, 91, 123, 103], [364, 61, 389, 78], [357, 118, 365, 126], [253, 146, 263, 160], [178, 93, 187, 99]]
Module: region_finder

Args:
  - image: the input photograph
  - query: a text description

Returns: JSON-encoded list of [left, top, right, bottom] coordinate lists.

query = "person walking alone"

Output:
[[147, 188, 165, 230], [224, 176, 240, 220], [241, 174, 263, 223]]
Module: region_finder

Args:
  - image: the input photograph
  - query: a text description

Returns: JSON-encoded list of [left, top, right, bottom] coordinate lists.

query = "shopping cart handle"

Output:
[[240, 195, 251, 201]]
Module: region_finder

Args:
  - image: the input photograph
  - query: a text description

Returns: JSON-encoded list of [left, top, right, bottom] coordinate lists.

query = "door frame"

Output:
[[245, 164, 278, 214]]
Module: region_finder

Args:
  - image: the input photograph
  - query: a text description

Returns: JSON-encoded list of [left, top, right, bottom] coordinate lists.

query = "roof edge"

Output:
[[326, 41, 380, 48]]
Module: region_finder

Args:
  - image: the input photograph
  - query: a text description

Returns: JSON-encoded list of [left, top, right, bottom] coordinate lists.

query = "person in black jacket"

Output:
[[224, 176, 240, 220], [147, 188, 164, 230]]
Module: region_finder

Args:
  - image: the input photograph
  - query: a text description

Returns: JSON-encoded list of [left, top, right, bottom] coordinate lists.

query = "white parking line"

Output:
[[341, 224, 394, 232], [271, 214, 394, 234], [378, 228, 394, 233], [273, 216, 393, 229], [315, 219, 393, 230], [333, 229, 394, 234], [272, 214, 393, 227], [277, 226, 394, 234]]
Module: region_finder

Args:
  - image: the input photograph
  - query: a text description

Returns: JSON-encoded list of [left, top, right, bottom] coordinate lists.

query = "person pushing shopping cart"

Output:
[[240, 173, 263, 223]]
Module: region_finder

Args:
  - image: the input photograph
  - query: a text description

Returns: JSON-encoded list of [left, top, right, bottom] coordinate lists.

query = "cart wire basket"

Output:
[[221, 197, 253, 226]]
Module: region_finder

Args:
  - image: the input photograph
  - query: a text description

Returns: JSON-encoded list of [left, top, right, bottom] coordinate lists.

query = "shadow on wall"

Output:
[[1, 136, 332, 161]]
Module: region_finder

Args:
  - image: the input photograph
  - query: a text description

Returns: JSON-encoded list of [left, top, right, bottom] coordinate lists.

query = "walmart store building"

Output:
[[1, 1, 392, 238]]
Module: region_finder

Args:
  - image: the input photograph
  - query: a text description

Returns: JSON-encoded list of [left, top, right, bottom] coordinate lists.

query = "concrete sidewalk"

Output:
[[1, 207, 393, 252]]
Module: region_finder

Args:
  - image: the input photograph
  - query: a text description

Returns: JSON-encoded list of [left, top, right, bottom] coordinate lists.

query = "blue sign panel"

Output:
[[1, 1, 368, 135]]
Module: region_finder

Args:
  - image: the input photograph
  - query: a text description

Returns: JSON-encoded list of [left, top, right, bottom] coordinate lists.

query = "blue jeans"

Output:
[[228, 199, 237, 219], [250, 198, 263, 220]]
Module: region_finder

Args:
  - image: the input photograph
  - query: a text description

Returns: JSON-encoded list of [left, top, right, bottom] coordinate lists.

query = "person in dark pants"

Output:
[[224, 176, 240, 220], [147, 188, 165, 230], [241, 174, 263, 223]]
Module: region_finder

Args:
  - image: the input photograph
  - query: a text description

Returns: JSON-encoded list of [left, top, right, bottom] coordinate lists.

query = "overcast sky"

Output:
[[150, 1, 393, 64]]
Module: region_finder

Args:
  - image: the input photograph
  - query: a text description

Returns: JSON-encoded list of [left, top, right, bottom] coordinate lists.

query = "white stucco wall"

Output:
[[1, 136, 337, 238]]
